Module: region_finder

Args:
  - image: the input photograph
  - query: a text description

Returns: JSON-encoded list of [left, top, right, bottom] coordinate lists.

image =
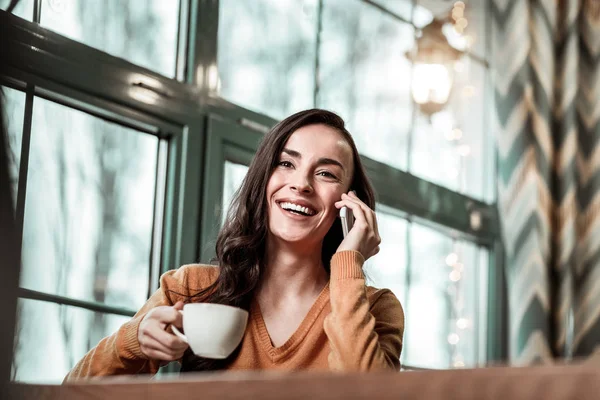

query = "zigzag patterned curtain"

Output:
[[493, 0, 600, 363]]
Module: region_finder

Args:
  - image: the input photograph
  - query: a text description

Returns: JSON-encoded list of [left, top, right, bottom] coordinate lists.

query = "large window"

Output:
[[20, 97, 159, 310], [2, 0, 204, 382], [4, 88, 168, 383], [217, 0, 494, 202], [2, 0, 500, 380], [214, 0, 497, 369]]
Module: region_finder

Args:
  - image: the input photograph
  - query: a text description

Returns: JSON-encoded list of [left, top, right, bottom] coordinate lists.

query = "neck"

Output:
[[258, 237, 329, 304]]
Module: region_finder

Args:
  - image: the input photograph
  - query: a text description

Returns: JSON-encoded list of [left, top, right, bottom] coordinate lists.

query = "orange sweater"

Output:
[[64, 251, 404, 380]]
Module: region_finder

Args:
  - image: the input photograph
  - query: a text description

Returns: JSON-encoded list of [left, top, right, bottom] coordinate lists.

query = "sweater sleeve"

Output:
[[63, 265, 207, 381], [324, 250, 405, 372]]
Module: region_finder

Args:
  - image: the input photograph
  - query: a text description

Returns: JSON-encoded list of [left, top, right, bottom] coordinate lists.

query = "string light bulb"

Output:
[[445, 252, 459, 266], [448, 333, 460, 345], [456, 318, 469, 330], [449, 270, 461, 282]]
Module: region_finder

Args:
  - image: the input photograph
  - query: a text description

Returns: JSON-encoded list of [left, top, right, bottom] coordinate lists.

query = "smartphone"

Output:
[[340, 206, 354, 238]]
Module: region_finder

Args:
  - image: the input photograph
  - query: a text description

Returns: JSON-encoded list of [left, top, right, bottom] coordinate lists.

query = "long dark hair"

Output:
[[180, 109, 375, 371]]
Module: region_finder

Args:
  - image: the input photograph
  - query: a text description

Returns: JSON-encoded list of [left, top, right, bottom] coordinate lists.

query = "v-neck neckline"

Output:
[[251, 282, 330, 361]]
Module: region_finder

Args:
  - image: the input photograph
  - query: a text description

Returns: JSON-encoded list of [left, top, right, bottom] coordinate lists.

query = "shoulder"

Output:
[[366, 286, 405, 322], [160, 264, 220, 300]]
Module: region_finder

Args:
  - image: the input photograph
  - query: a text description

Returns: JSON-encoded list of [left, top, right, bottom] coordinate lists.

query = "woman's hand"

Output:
[[138, 301, 189, 362], [335, 191, 381, 260]]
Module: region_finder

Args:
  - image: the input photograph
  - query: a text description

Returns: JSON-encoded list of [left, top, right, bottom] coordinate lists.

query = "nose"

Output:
[[290, 172, 313, 194]]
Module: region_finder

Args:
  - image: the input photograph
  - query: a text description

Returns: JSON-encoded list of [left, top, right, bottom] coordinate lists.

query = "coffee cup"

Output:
[[171, 303, 248, 359]]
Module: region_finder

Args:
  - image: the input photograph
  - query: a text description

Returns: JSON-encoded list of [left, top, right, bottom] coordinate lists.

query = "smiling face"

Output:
[[265, 124, 354, 247]]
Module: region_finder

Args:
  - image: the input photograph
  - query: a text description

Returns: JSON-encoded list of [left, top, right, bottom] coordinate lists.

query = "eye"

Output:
[[317, 170, 338, 180], [278, 160, 293, 168]]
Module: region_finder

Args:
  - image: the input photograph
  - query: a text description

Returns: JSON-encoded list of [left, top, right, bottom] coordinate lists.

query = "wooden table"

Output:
[[6, 365, 600, 400]]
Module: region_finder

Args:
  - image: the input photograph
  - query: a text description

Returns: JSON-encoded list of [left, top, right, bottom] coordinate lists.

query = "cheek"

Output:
[[266, 173, 282, 197], [323, 190, 344, 215]]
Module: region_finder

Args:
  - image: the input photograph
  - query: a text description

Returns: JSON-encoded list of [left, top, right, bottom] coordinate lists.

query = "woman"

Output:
[[65, 109, 404, 379]]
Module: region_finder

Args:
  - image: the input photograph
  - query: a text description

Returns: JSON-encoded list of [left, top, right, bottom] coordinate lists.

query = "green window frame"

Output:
[[0, 0, 507, 379]]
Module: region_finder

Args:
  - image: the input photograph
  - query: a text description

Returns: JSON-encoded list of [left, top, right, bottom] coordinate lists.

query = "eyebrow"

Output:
[[282, 148, 345, 171]]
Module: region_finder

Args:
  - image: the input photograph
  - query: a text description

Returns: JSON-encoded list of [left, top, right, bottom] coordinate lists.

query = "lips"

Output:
[[276, 200, 317, 216]]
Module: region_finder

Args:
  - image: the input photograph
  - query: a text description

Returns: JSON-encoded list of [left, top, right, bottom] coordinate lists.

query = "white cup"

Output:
[[171, 303, 249, 359]]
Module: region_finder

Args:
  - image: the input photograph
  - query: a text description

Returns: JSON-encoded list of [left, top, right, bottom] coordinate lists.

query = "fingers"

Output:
[[340, 198, 368, 232], [350, 191, 379, 234], [173, 301, 184, 311], [347, 192, 380, 244], [140, 335, 184, 360], [147, 326, 188, 351], [337, 192, 379, 239], [153, 333, 188, 355], [140, 346, 183, 362], [336, 194, 366, 228], [370, 245, 380, 258], [335, 191, 381, 259], [172, 301, 184, 328], [151, 304, 184, 329], [138, 304, 189, 361], [337, 193, 373, 225], [139, 335, 187, 361], [139, 319, 187, 345], [138, 330, 187, 361]]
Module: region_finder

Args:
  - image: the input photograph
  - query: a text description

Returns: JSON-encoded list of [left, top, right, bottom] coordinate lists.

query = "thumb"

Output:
[[171, 301, 184, 329]]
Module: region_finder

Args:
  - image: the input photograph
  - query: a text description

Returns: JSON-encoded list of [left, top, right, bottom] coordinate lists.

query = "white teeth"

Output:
[[280, 202, 315, 216]]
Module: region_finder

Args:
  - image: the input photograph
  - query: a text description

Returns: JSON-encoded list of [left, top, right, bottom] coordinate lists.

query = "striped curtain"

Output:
[[493, 0, 600, 363]]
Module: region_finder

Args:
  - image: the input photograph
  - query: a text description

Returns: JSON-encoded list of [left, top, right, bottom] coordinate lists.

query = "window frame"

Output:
[[0, 78, 201, 308], [1, 6, 205, 379], [0, 0, 507, 378]]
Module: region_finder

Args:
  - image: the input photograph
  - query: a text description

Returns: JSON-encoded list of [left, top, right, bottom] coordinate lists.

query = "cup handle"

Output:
[[169, 310, 188, 343]]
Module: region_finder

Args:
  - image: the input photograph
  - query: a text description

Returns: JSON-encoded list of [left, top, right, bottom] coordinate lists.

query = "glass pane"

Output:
[[414, 0, 487, 60], [449, 240, 487, 368], [402, 222, 487, 369], [411, 58, 491, 201], [410, 109, 461, 195], [12, 298, 129, 383], [20, 97, 159, 310], [221, 161, 249, 225], [402, 223, 452, 369], [2, 87, 26, 207], [371, 0, 413, 21], [40, 0, 179, 78], [455, 59, 492, 201], [319, 0, 414, 171], [0, 0, 34, 20], [217, 0, 318, 119], [364, 205, 408, 304]]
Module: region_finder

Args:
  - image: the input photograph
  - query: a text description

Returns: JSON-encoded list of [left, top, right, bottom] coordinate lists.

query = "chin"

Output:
[[275, 232, 312, 244], [270, 227, 320, 246]]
